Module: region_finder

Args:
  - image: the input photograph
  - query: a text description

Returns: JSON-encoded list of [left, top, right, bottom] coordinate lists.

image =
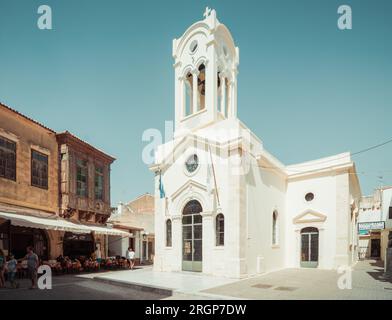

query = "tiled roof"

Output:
[[56, 131, 116, 162], [0, 101, 56, 133]]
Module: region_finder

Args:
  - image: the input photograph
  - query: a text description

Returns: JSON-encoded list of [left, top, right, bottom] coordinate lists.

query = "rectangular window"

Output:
[[31, 150, 48, 189], [95, 166, 104, 200], [216, 214, 224, 246], [0, 136, 16, 181], [389, 207, 392, 220], [76, 159, 88, 197], [166, 220, 172, 247]]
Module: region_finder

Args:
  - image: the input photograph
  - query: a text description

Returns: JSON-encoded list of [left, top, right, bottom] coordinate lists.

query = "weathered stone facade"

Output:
[[0, 103, 59, 214], [0, 102, 116, 260], [56, 132, 115, 225]]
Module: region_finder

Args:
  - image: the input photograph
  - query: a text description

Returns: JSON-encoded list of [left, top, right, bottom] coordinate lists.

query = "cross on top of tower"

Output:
[[203, 7, 212, 18]]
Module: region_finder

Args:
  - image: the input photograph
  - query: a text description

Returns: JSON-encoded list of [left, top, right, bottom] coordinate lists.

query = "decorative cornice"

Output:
[[171, 180, 207, 201], [293, 209, 327, 224]]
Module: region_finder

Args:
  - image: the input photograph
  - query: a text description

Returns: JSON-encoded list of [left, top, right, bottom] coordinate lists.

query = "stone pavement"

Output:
[[90, 266, 240, 299], [1, 260, 390, 300], [203, 260, 392, 300], [87, 260, 392, 300]]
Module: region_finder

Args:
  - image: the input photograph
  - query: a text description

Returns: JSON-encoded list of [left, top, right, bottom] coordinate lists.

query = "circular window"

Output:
[[305, 193, 315, 202], [189, 40, 198, 54], [185, 154, 199, 173]]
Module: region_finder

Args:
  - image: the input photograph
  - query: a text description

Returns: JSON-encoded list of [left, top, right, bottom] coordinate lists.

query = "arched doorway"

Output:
[[10, 226, 48, 260], [300, 227, 319, 268], [182, 200, 203, 272]]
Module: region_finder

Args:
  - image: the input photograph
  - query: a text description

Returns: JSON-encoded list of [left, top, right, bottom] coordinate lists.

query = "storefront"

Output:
[[63, 232, 94, 259], [0, 222, 49, 260], [0, 211, 130, 260], [10, 226, 49, 260], [358, 221, 385, 260]]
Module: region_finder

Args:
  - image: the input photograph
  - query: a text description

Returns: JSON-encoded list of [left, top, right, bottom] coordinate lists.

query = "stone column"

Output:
[[171, 214, 182, 271], [228, 76, 237, 119], [226, 148, 246, 278], [220, 76, 226, 117], [335, 172, 350, 267], [192, 70, 199, 113], [206, 43, 218, 121], [294, 228, 301, 268], [201, 211, 214, 274], [318, 227, 325, 268], [174, 61, 183, 128], [178, 76, 185, 120]]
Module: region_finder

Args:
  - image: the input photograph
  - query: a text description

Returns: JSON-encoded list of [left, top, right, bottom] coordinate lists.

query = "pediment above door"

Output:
[[170, 180, 208, 202], [293, 209, 327, 224]]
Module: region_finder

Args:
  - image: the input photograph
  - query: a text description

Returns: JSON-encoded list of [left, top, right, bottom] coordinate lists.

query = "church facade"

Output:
[[149, 9, 362, 278]]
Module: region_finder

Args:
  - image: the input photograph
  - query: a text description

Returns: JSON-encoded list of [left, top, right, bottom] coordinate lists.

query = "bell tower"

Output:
[[172, 8, 239, 136]]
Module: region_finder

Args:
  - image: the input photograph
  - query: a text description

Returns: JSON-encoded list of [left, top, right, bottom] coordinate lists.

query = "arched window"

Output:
[[272, 211, 278, 245], [216, 213, 224, 246], [197, 64, 206, 110], [166, 219, 172, 247], [183, 200, 203, 215]]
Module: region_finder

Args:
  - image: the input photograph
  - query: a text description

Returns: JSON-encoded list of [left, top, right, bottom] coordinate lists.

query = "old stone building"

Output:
[[0, 102, 127, 261], [56, 131, 116, 257], [0, 102, 59, 259]]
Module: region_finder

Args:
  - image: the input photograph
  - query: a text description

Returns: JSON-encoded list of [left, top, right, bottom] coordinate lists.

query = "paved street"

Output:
[[202, 260, 392, 300], [1, 260, 391, 300], [92, 266, 237, 296], [0, 273, 169, 300]]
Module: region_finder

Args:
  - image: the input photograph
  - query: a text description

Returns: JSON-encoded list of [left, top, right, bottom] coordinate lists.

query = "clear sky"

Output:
[[0, 0, 391, 205]]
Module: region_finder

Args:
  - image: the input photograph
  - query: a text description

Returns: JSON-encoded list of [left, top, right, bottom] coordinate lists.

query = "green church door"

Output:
[[300, 227, 319, 268], [182, 200, 203, 272]]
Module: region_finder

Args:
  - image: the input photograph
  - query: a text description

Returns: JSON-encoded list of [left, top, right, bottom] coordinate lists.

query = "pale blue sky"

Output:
[[0, 0, 391, 205]]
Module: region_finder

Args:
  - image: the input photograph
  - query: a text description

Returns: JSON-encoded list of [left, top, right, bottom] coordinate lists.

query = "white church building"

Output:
[[149, 9, 362, 278]]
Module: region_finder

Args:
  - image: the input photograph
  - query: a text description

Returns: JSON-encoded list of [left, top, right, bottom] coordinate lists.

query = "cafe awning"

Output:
[[0, 211, 131, 237], [82, 224, 132, 236]]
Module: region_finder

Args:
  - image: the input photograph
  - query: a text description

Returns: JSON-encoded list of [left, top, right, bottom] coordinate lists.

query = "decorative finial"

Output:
[[203, 7, 212, 18]]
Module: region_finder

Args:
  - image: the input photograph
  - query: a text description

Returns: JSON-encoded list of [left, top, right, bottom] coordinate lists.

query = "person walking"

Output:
[[6, 253, 19, 289], [94, 246, 102, 263], [22, 246, 39, 289], [0, 249, 6, 288], [126, 247, 135, 270]]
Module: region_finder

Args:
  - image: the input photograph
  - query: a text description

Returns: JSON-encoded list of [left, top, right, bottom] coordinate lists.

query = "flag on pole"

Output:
[[207, 143, 221, 207], [159, 170, 166, 199]]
